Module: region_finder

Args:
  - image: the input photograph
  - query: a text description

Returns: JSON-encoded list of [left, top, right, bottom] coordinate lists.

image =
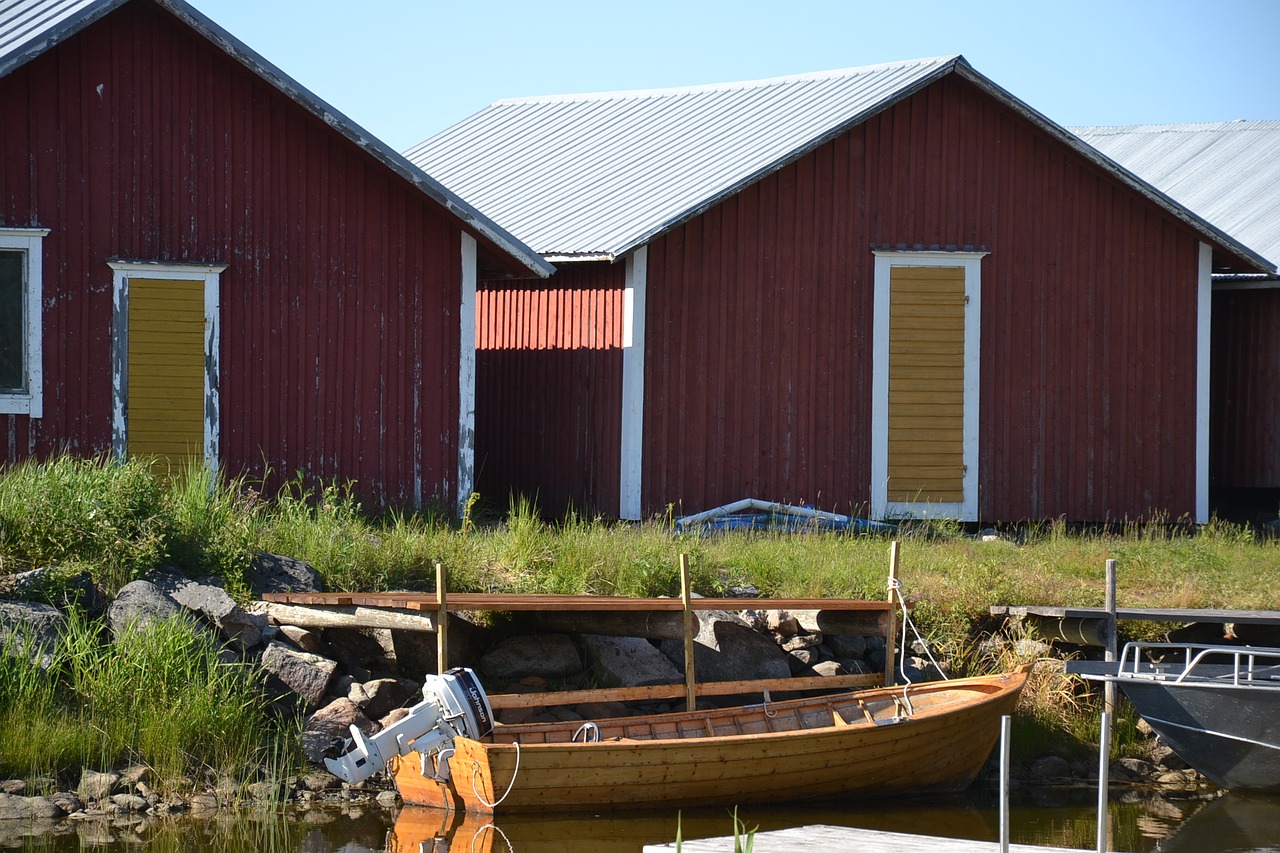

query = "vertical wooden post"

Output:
[[1104, 558, 1117, 716], [680, 553, 697, 712], [884, 541, 900, 686], [436, 562, 449, 675]]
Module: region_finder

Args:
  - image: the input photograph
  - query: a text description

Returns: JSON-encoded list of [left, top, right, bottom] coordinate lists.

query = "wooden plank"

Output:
[[681, 554, 697, 712], [260, 592, 896, 613], [435, 562, 447, 674], [991, 605, 1280, 624], [644, 825, 1126, 853], [488, 673, 883, 709]]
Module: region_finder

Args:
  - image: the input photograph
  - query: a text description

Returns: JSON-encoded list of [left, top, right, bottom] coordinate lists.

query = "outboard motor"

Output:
[[325, 667, 494, 786]]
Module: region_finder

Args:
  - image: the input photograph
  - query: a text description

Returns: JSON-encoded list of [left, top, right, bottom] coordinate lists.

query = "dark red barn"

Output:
[[0, 0, 552, 509], [408, 57, 1275, 523]]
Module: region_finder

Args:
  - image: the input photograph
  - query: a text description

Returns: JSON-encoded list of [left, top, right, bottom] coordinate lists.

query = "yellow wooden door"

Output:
[[887, 266, 966, 503], [127, 279, 206, 471]]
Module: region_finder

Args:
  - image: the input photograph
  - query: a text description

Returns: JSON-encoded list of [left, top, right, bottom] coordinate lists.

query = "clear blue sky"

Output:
[[189, 0, 1280, 153]]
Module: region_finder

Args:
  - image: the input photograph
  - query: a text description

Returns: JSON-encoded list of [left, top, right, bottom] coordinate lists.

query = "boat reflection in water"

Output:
[[1154, 793, 1280, 853]]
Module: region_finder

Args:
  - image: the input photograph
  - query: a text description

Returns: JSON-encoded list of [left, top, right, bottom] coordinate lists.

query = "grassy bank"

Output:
[[2, 455, 1277, 789]]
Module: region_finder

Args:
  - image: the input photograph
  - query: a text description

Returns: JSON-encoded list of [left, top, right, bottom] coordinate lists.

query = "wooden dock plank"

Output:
[[262, 591, 895, 612], [644, 825, 1125, 852], [991, 605, 1280, 625]]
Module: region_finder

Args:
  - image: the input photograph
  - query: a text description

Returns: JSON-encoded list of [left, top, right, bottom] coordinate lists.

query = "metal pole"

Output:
[[1104, 559, 1117, 716], [999, 714, 1011, 853], [1096, 710, 1112, 853]]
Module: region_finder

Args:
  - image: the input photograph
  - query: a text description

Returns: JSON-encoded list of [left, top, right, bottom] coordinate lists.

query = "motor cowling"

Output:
[[324, 667, 494, 785]]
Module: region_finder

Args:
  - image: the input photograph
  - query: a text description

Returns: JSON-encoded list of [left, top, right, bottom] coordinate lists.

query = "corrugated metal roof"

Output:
[[1072, 121, 1280, 269], [406, 57, 961, 259], [0, 0, 553, 278], [407, 58, 1275, 274]]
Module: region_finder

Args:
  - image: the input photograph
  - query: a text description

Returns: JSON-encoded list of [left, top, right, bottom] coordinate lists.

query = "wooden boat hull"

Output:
[[391, 668, 1028, 814]]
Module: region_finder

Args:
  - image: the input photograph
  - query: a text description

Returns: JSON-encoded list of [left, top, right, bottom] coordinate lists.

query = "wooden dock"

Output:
[[644, 825, 1128, 852]]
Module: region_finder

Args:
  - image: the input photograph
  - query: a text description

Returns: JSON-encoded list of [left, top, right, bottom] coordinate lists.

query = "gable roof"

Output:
[[1072, 121, 1280, 270], [0, 0, 554, 279], [406, 56, 1275, 275]]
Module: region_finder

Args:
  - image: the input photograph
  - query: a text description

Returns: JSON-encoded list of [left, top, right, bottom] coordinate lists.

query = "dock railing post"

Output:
[[436, 562, 448, 675], [884, 541, 900, 686], [680, 554, 698, 712], [1096, 709, 1112, 853], [1104, 559, 1117, 716], [999, 714, 1011, 853]]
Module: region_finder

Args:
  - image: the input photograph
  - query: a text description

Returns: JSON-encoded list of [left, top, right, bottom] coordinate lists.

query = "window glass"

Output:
[[0, 250, 24, 392]]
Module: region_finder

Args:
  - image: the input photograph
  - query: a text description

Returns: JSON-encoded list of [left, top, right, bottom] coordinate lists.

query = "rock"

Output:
[[0, 567, 101, 612], [660, 611, 791, 683], [0, 793, 65, 820], [77, 769, 120, 801], [322, 627, 397, 674], [375, 790, 400, 807], [0, 600, 66, 668], [809, 660, 847, 677], [278, 625, 322, 653], [1112, 757, 1157, 780], [1029, 755, 1072, 780], [765, 610, 800, 636], [148, 570, 264, 651], [248, 553, 326, 595], [780, 632, 822, 652], [479, 634, 582, 681], [187, 794, 219, 811], [786, 648, 818, 673], [826, 634, 867, 659], [355, 678, 412, 720], [300, 730, 343, 763], [580, 634, 681, 687], [110, 794, 147, 812], [305, 698, 374, 739], [380, 707, 413, 728], [106, 580, 185, 639], [50, 791, 83, 814], [300, 772, 341, 792], [1156, 770, 1197, 787], [260, 641, 338, 710], [246, 781, 280, 801]]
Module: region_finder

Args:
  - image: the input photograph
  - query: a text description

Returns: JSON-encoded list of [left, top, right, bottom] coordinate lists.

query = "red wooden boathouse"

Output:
[[409, 57, 1275, 523], [0, 0, 552, 509]]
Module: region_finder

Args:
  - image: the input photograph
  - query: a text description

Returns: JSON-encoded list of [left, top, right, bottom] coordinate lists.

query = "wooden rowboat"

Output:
[[390, 666, 1030, 814]]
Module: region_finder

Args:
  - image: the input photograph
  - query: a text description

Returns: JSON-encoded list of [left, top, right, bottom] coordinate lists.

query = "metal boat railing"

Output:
[[1116, 641, 1280, 686]]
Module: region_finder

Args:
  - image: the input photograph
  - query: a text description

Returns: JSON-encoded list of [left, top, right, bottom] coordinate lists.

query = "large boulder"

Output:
[[259, 641, 338, 710], [0, 567, 101, 613], [580, 634, 681, 687], [148, 570, 264, 651], [321, 627, 397, 675], [106, 580, 184, 639], [660, 610, 791, 683], [0, 601, 65, 669], [248, 553, 326, 596], [479, 634, 582, 681], [0, 793, 64, 820]]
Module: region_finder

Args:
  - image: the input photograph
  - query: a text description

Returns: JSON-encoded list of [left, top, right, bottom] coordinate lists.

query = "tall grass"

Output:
[[0, 608, 303, 793]]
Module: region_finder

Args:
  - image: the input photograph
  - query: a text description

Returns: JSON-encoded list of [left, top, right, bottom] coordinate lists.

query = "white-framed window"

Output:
[[0, 228, 50, 418]]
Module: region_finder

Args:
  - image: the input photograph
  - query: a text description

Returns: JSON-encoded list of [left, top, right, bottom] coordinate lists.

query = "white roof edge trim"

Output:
[[492, 55, 963, 107], [952, 63, 1276, 276], [602, 56, 963, 258], [542, 253, 618, 263], [0, 0, 552, 279]]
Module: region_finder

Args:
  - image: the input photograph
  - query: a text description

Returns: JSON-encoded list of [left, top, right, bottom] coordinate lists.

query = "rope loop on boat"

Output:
[[887, 576, 949, 685], [471, 741, 521, 809], [572, 721, 600, 743]]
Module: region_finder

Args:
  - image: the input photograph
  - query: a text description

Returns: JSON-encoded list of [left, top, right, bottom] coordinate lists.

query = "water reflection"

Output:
[[7, 791, 1280, 852]]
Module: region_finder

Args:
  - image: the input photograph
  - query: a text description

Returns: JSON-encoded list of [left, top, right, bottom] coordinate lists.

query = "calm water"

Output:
[[6, 788, 1280, 852]]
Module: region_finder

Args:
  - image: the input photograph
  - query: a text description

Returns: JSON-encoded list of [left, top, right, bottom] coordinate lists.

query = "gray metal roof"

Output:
[[407, 58, 1275, 274], [0, 0, 553, 278], [1072, 121, 1280, 269]]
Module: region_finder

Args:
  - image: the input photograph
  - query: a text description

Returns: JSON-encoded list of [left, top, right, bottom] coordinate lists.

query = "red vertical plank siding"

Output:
[[474, 263, 624, 516], [643, 75, 1203, 522], [1212, 289, 1280, 489], [0, 2, 465, 507]]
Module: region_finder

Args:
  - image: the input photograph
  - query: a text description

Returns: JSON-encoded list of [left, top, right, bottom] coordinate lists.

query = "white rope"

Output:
[[471, 741, 521, 809], [572, 721, 600, 742], [474, 823, 514, 853], [888, 576, 949, 685]]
